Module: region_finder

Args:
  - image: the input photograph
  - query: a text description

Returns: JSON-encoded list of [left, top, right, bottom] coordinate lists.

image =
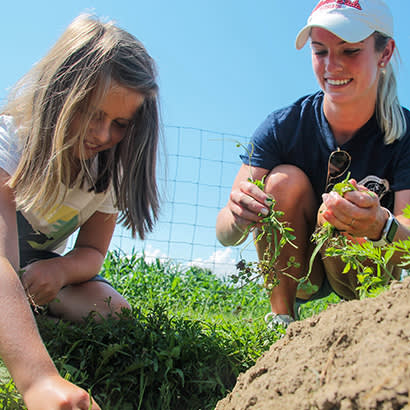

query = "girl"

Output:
[[216, 0, 410, 326], [0, 14, 160, 409]]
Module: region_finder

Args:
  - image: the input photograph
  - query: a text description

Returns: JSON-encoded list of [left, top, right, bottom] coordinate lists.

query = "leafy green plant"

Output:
[[232, 142, 320, 295], [0, 376, 24, 409], [301, 173, 360, 293], [233, 190, 299, 292], [34, 253, 279, 410], [1, 251, 285, 410], [231, 146, 410, 303], [312, 180, 409, 299]]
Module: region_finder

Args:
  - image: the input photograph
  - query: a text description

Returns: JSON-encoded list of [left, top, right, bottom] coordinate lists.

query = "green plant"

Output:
[[308, 173, 359, 279], [232, 142, 319, 295], [0, 377, 24, 409], [34, 253, 279, 410], [311, 179, 409, 299], [233, 191, 300, 291], [231, 150, 410, 302]]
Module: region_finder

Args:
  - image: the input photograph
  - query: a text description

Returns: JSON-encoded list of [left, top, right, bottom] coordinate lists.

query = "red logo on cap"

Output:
[[312, 0, 362, 14]]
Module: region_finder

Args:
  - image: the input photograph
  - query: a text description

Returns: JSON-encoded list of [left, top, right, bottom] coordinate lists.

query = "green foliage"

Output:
[[103, 251, 269, 319], [308, 173, 357, 282], [233, 193, 300, 293], [0, 369, 24, 410], [298, 292, 341, 320], [232, 142, 306, 294], [0, 252, 280, 410], [312, 182, 410, 299]]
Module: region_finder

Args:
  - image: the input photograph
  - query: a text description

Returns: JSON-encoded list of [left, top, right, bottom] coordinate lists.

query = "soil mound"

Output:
[[216, 277, 410, 410]]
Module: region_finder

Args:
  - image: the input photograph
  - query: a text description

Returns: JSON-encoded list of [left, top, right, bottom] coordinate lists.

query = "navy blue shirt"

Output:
[[241, 91, 410, 210]]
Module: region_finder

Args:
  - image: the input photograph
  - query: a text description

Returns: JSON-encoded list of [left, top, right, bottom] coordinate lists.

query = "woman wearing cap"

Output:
[[216, 0, 410, 326]]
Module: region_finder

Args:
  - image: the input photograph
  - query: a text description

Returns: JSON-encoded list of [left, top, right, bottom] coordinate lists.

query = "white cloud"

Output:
[[137, 244, 169, 264], [187, 247, 237, 278]]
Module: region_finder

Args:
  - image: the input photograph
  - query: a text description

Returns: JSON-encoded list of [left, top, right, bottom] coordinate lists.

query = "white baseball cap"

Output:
[[295, 0, 394, 50]]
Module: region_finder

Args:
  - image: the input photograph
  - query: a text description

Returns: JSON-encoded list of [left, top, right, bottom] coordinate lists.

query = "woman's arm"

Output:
[[0, 169, 100, 409], [21, 211, 117, 306]]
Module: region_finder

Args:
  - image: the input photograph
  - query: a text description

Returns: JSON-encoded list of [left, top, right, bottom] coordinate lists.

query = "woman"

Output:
[[216, 0, 410, 326], [0, 14, 160, 409]]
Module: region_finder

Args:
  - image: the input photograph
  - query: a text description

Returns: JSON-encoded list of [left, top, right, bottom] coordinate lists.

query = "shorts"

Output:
[[18, 212, 112, 287], [294, 258, 402, 319], [294, 275, 337, 320]]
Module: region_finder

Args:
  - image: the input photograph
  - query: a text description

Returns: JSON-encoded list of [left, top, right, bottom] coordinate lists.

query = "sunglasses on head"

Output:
[[325, 148, 351, 192]]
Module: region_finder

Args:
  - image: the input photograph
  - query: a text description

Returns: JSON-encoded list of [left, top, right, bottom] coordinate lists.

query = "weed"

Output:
[[232, 142, 316, 295], [35, 254, 279, 409], [311, 179, 410, 299], [231, 142, 410, 302], [0, 374, 24, 410]]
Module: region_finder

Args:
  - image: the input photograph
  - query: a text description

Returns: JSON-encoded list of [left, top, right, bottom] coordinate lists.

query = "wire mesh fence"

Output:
[[68, 125, 258, 278]]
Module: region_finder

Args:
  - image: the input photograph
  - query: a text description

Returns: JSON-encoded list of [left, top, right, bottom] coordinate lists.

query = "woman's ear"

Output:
[[379, 38, 395, 67]]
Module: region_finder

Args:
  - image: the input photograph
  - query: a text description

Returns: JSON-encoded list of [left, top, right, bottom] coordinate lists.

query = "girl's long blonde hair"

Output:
[[3, 14, 160, 239]]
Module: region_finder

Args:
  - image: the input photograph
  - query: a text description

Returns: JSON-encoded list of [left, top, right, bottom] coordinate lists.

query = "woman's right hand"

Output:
[[227, 178, 271, 231], [216, 164, 270, 246], [23, 375, 101, 410]]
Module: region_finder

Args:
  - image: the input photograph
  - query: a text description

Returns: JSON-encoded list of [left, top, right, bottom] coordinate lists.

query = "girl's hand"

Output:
[[23, 374, 101, 410], [321, 179, 387, 239], [20, 258, 66, 306]]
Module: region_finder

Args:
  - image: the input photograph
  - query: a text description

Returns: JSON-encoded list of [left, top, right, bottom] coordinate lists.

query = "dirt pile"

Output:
[[216, 277, 410, 410]]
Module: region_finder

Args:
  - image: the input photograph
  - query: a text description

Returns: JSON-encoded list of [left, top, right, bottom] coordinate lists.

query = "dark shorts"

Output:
[[18, 212, 112, 287], [294, 276, 337, 320]]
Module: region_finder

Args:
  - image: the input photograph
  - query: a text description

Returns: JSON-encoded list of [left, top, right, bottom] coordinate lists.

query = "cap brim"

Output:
[[295, 12, 375, 50], [295, 26, 311, 50]]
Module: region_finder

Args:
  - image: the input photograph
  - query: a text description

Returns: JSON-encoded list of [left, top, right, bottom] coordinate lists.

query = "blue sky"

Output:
[[2, 1, 410, 275]]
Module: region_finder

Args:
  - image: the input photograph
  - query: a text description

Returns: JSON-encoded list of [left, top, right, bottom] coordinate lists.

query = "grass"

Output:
[[0, 250, 338, 409]]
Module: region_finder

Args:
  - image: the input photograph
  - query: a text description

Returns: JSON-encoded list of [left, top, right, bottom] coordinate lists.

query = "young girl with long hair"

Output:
[[0, 13, 160, 409]]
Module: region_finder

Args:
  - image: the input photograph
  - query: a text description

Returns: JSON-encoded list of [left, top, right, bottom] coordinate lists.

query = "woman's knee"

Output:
[[264, 165, 316, 212]]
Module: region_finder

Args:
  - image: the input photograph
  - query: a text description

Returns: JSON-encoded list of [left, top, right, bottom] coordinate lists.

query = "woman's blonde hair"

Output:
[[374, 32, 407, 144], [3, 14, 160, 239]]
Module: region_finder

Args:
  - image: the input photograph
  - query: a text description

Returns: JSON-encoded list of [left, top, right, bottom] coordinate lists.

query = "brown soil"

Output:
[[216, 277, 410, 410]]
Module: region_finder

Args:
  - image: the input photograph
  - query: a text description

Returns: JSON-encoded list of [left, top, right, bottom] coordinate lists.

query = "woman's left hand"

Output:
[[20, 258, 66, 306], [320, 179, 387, 239]]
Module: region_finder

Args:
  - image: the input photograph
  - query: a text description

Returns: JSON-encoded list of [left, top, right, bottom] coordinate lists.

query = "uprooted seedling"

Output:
[[306, 173, 359, 280], [230, 143, 406, 300], [307, 173, 402, 299], [18, 268, 45, 314], [231, 142, 316, 294], [232, 184, 300, 292]]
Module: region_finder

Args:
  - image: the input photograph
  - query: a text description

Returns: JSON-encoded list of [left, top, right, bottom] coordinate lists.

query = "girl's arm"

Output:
[[21, 211, 118, 306], [0, 169, 100, 409], [64, 210, 118, 282]]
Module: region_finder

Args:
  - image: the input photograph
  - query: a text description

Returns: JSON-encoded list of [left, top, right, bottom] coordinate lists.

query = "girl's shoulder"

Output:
[[0, 114, 17, 133], [0, 114, 20, 145], [0, 114, 23, 175]]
